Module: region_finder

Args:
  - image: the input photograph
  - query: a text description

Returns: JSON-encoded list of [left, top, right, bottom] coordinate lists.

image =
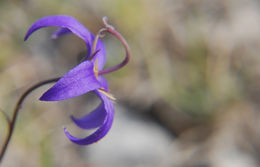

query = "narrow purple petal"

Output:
[[24, 15, 93, 54], [25, 15, 107, 66], [98, 76, 109, 91], [91, 38, 106, 70], [71, 102, 106, 129], [40, 61, 102, 101], [64, 90, 114, 145], [51, 27, 71, 39], [24, 15, 92, 42]]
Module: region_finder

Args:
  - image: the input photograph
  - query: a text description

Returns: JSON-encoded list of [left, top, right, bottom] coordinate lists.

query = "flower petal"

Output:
[[51, 27, 71, 39], [92, 38, 106, 70], [40, 61, 102, 101], [25, 15, 107, 66], [98, 76, 109, 91], [64, 90, 114, 145], [51, 28, 107, 66], [24, 15, 93, 54], [71, 102, 106, 129]]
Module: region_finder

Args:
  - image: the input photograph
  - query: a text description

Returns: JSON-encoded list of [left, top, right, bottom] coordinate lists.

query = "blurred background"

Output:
[[0, 0, 260, 166]]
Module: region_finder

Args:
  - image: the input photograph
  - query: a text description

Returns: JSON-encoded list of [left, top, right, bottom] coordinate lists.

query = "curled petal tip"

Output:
[[39, 95, 46, 101], [63, 127, 72, 137], [63, 126, 67, 131], [24, 30, 31, 41], [39, 93, 55, 101], [24, 34, 29, 41]]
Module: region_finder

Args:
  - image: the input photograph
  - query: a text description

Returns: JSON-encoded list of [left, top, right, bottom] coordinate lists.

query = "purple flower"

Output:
[[24, 15, 129, 145]]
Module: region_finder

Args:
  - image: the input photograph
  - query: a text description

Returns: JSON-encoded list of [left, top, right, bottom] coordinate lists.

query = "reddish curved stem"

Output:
[[98, 18, 130, 75]]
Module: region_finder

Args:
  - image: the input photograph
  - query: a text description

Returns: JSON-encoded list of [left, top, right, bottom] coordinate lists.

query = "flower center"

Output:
[[93, 59, 116, 101]]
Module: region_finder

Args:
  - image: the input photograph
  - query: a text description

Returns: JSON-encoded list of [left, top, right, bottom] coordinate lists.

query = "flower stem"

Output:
[[0, 78, 59, 163], [98, 17, 130, 75]]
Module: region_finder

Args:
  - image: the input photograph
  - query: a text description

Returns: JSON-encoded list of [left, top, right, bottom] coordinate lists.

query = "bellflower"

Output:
[[24, 15, 130, 145]]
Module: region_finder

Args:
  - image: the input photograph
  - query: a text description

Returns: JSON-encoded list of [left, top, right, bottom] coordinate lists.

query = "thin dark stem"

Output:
[[0, 77, 59, 163], [98, 17, 130, 75]]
